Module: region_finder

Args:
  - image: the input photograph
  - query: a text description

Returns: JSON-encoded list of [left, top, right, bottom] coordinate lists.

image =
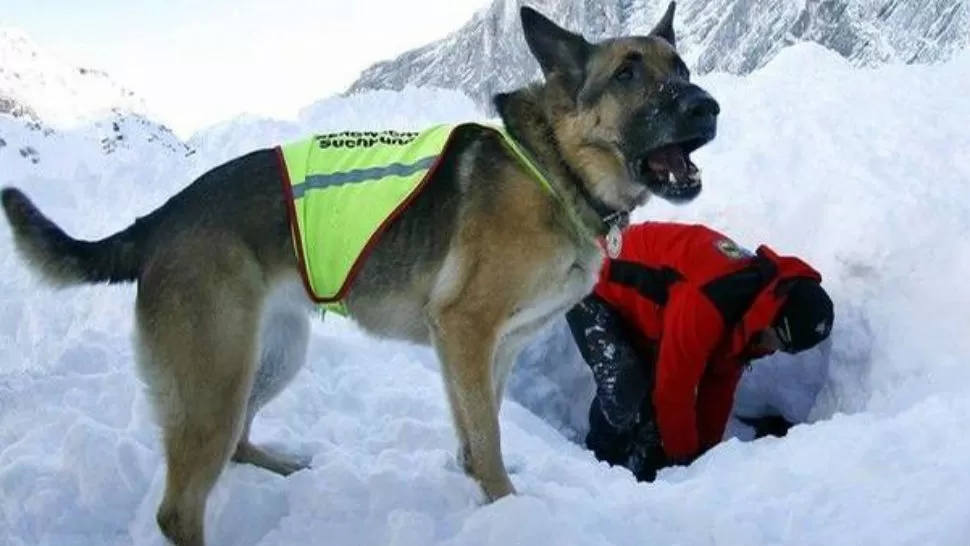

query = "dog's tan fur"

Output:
[[0, 3, 717, 545]]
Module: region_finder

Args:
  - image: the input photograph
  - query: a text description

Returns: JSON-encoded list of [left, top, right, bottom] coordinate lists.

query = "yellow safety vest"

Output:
[[277, 122, 585, 316]]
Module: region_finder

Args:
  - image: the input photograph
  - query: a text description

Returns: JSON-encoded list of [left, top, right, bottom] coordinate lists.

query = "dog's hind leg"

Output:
[[232, 281, 312, 476], [135, 234, 266, 546]]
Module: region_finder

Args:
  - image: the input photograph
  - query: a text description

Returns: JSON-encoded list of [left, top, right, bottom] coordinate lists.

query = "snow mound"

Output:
[[2, 42, 970, 545]]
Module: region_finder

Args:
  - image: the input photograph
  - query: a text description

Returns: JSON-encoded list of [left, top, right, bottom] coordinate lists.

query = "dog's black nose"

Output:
[[677, 86, 720, 119]]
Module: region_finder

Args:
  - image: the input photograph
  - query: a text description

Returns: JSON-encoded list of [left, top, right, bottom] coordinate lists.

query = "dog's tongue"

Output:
[[647, 145, 688, 180]]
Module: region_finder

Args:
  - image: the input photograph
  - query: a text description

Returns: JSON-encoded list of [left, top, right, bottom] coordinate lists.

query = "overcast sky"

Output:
[[1, 0, 489, 136]]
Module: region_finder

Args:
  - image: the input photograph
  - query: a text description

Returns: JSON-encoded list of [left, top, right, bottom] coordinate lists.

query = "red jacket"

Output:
[[593, 222, 823, 460]]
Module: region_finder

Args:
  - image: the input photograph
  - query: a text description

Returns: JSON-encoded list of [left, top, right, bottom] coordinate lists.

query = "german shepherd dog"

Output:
[[1, 2, 718, 544]]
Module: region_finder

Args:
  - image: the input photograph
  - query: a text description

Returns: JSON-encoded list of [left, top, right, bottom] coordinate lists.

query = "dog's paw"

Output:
[[275, 453, 312, 476], [445, 447, 525, 477], [481, 476, 517, 502], [233, 442, 311, 477]]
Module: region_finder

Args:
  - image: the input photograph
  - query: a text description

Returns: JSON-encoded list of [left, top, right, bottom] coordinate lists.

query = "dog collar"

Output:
[[575, 176, 630, 234]]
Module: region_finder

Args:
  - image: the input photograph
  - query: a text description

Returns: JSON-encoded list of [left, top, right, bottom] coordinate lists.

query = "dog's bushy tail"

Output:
[[2, 187, 144, 286]]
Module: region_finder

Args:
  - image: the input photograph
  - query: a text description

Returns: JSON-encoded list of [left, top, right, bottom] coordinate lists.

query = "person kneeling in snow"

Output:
[[567, 221, 834, 482]]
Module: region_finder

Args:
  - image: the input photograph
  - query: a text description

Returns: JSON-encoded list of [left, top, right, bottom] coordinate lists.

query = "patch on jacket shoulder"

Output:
[[715, 237, 754, 260]]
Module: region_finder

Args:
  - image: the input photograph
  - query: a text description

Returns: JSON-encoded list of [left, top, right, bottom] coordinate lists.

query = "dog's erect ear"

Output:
[[520, 6, 591, 97], [649, 1, 677, 48]]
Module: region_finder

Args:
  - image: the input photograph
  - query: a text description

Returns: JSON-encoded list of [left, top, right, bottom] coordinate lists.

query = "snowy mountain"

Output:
[[2, 41, 970, 545], [0, 27, 148, 126], [0, 27, 193, 175], [345, 0, 970, 111]]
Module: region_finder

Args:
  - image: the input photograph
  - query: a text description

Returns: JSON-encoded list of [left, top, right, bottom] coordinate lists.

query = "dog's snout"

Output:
[[676, 87, 720, 119]]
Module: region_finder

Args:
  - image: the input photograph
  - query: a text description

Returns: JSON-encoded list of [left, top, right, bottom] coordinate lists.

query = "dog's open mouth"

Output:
[[633, 137, 708, 203]]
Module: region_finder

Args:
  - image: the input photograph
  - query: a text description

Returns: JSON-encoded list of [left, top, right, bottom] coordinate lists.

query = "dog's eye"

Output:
[[614, 62, 638, 83]]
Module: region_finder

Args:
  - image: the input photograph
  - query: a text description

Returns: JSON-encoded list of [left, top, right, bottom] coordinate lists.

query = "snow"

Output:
[[3, 41, 970, 545]]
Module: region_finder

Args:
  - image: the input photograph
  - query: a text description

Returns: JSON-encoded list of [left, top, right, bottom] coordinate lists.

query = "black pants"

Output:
[[566, 294, 667, 482]]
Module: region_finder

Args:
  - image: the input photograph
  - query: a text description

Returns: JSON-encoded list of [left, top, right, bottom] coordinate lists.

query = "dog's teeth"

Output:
[[668, 172, 677, 184]]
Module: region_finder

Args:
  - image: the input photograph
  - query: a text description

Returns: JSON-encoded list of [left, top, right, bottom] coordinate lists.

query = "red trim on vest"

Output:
[[276, 147, 318, 303]]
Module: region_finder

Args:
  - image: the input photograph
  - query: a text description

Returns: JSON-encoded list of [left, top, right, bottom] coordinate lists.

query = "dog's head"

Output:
[[517, 1, 719, 209]]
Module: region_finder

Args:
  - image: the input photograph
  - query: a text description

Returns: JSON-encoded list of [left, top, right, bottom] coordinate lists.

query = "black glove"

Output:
[[737, 414, 795, 439], [625, 417, 668, 483], [629, 443, 700, 482], [585, 397, 635, 467]]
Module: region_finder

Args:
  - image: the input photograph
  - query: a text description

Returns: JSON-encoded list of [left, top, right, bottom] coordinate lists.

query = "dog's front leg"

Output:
[[426, 306, 516, 502]]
